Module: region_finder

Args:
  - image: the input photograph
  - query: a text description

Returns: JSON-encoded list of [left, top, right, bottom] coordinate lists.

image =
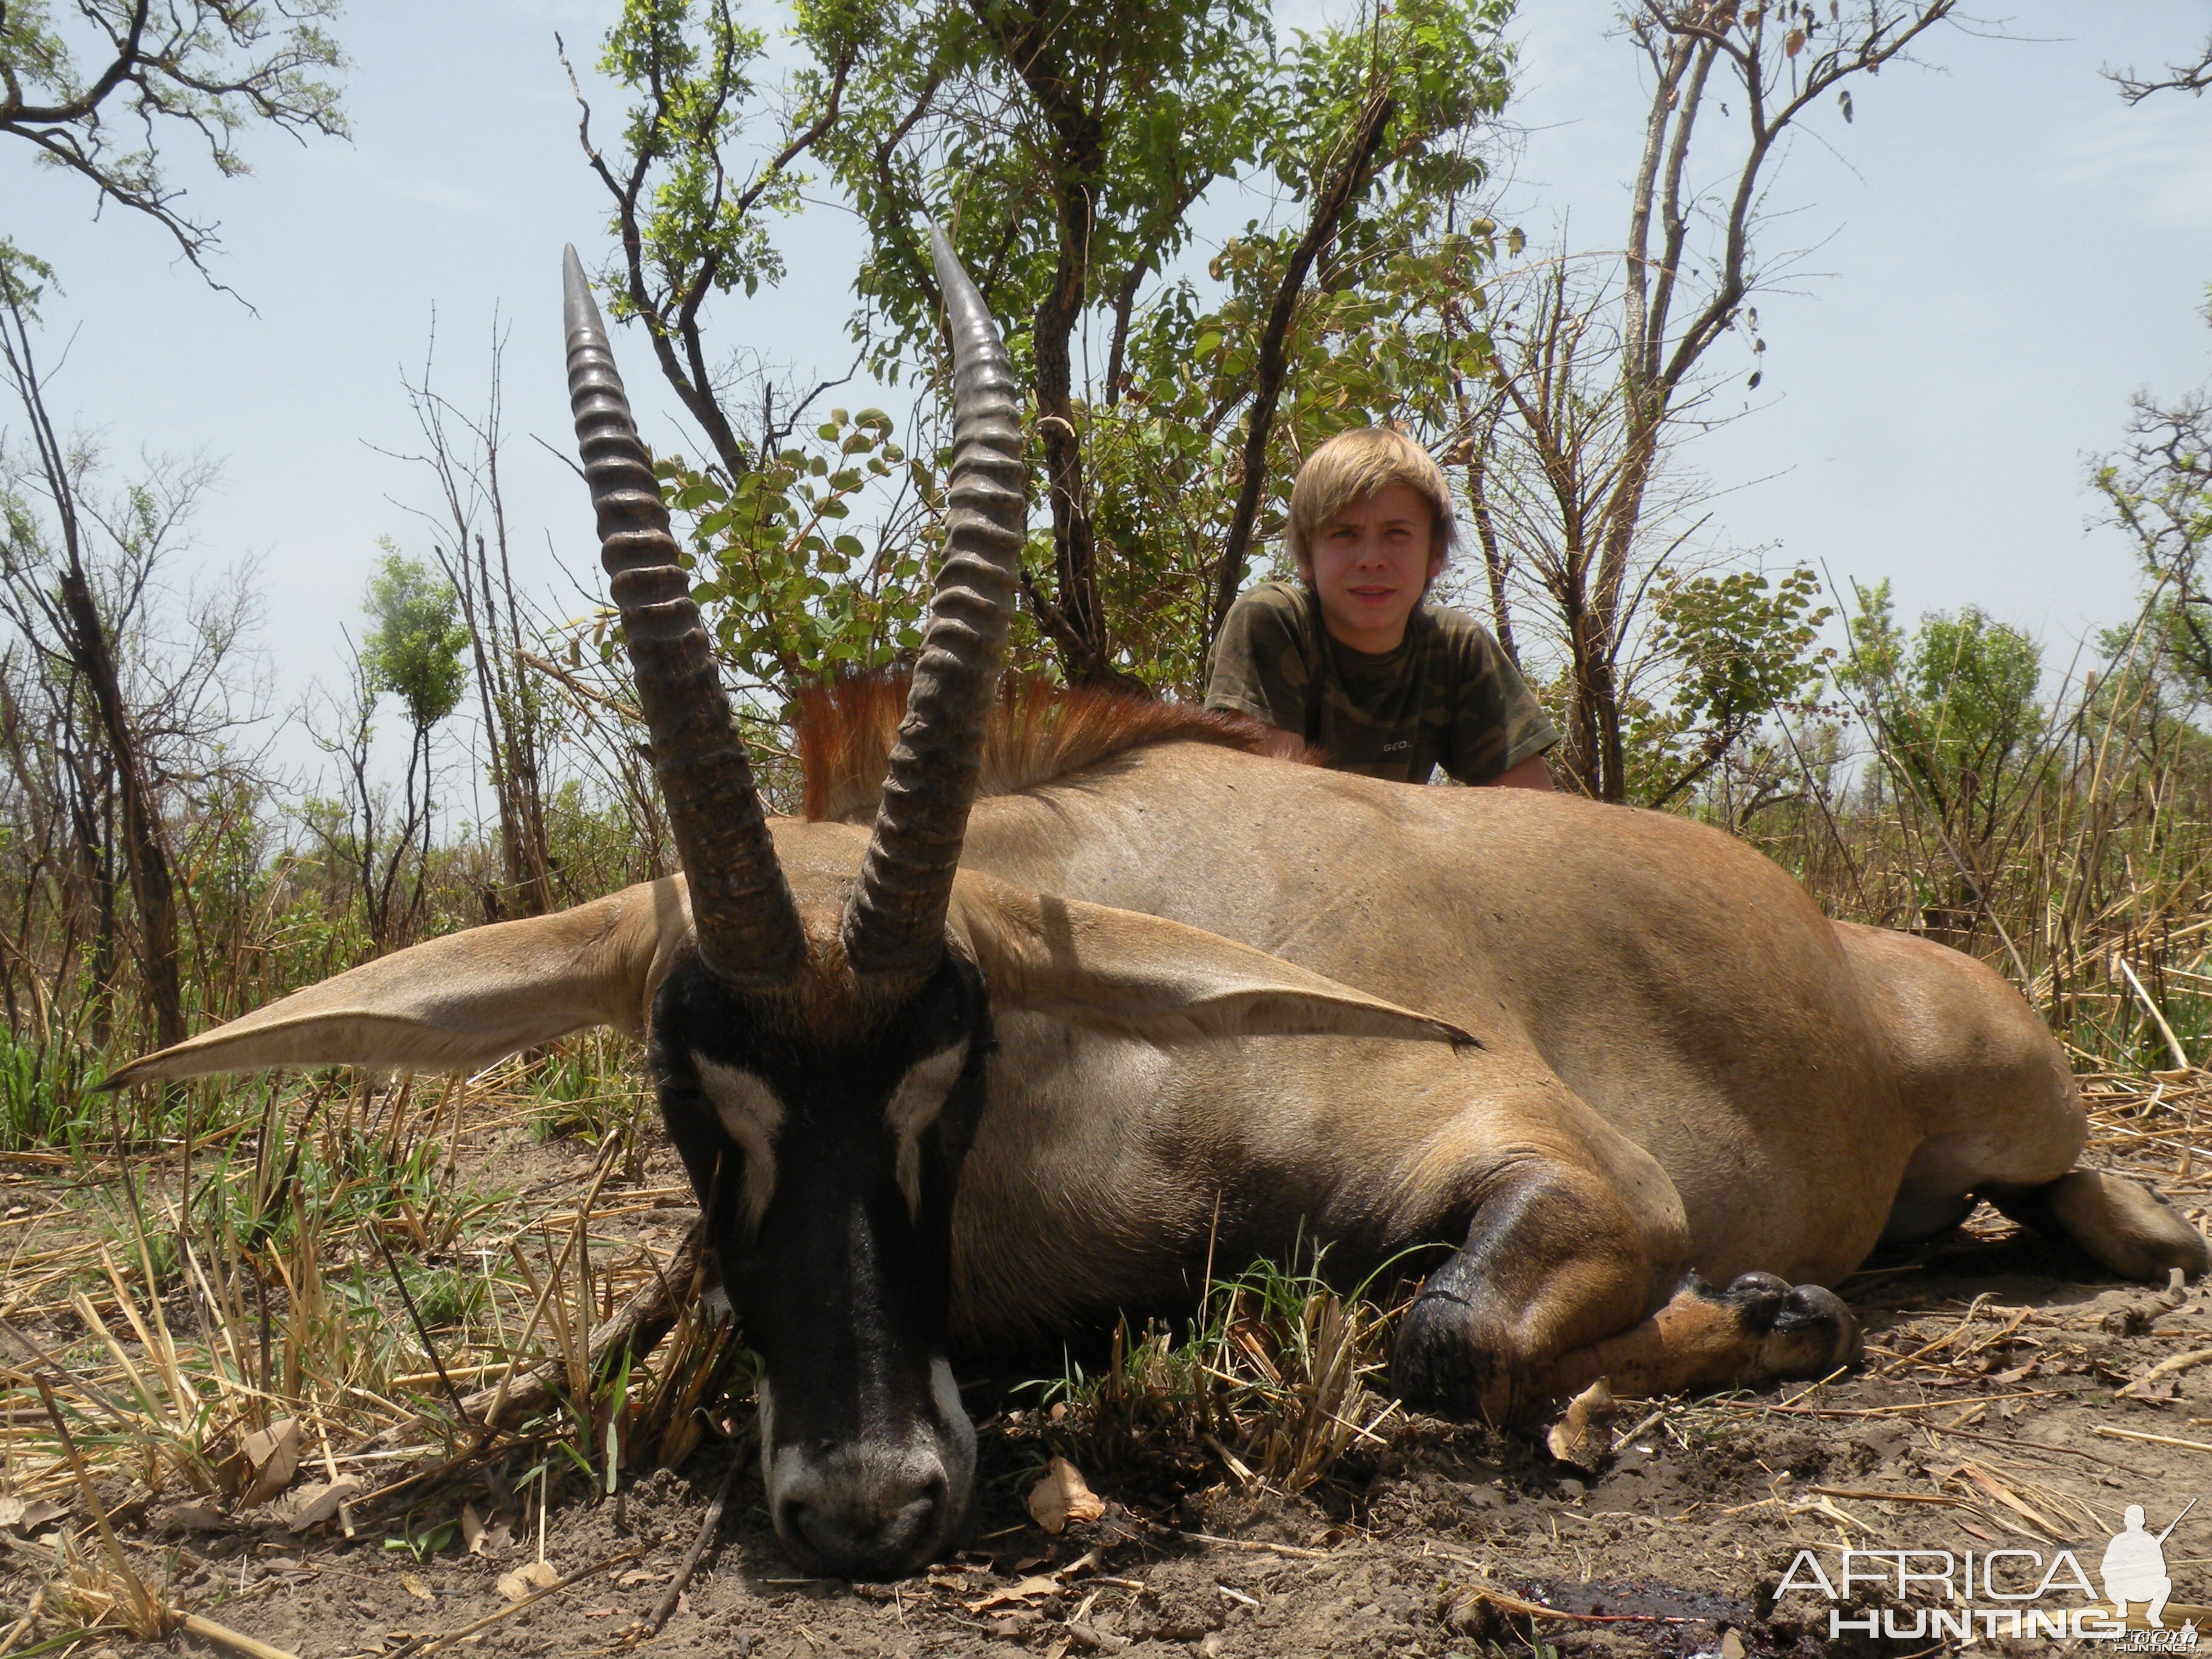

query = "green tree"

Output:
[[1842, 580, 2045, 877], [1, 0, 347, 278], [563, 0, 846, 484], [817, 0, 1513, 688], [572, 0, 1513, 704], [1629, 563, 1833, 811], [346, 547, 467, 946], [363, 549, 468, 732], [2092, 386, 2212, 695]]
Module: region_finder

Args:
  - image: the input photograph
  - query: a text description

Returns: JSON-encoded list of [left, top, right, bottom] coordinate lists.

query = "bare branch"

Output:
[[2110, 35, 2212, 104]]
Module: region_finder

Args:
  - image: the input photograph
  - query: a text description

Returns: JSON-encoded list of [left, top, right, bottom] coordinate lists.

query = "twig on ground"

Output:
[[387, 1549, 641, 1657], [1171, 1530, 1332, 1560], [177, 1612, 304, 1659], [633, 1441, 749, 1641], [2096, 1425, 2212, 1455]]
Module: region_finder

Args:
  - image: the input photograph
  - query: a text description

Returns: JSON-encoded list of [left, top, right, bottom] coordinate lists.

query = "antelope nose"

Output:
[[779, 1464, 952, 1580]]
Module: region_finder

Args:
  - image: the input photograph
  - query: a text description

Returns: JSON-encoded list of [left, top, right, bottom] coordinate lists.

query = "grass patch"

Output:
[[1037, 1248, 1401, 1497]]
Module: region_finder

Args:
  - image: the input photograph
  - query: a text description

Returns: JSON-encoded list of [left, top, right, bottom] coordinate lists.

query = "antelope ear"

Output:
[[947, 875, 1475, 1049], [104, 878, 697, 1088]]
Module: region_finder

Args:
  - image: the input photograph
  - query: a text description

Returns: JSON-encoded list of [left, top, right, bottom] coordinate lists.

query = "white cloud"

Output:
[[2054, 96, 2212, 229]]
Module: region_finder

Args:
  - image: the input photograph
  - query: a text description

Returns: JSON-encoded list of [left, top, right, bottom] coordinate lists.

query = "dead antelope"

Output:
[[111, 234, 2208, 1582]]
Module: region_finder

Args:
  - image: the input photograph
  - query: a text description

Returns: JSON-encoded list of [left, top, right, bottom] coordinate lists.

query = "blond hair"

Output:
[[1285, 427, 1456, 574]]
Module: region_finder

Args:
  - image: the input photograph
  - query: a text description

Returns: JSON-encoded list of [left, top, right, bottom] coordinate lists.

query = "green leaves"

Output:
[[361, 548, 470, 731], [1840, 578, 2046, 845], [1627, 563, 1836, 809], [651, 408, 933, 694], [598, 0, 786, 311], [1655, 564, 1835, 729]]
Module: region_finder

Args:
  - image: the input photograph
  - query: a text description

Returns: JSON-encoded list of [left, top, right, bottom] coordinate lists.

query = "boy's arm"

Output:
[[1203, 585, 1315, 740], [1438, 617, 1562, 786]]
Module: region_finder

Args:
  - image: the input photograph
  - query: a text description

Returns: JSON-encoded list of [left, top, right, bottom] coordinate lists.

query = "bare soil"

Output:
[[103, 1210, 2208, 1659], [7, 1070, 2207, 1659]]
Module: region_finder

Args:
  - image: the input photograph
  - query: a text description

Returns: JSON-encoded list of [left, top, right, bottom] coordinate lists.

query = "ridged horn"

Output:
[[841, 226, 1027, 978], [563, 246, 806, 987]]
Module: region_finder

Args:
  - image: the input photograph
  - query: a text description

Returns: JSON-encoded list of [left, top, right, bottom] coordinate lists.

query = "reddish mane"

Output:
[[794, 671, 1301, 823]]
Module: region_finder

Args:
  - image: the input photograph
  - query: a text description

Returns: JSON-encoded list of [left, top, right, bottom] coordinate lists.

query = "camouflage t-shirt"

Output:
[[1203, 579, 1560, 785]]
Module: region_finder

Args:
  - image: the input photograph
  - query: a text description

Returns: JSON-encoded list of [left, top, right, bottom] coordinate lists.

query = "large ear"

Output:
[[103, 878, 696, 1088], [947, 874, 1476, 1049]]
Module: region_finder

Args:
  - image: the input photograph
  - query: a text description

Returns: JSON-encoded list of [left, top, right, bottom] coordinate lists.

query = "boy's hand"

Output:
[[1487, 753, 1555, 791]]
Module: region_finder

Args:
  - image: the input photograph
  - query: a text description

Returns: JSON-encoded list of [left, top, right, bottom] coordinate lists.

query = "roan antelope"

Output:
[[110, 234, 2208, 1582]]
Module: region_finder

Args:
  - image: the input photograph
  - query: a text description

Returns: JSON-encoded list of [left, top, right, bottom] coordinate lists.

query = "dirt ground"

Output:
[[87, 1210, 2208, 1659], [6, 1070, 2209, 1659]]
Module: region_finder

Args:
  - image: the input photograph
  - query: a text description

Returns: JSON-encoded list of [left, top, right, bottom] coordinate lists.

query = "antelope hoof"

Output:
[[1392, 1287, 1515, 1422], [1721, 1273, 1863, 1381]]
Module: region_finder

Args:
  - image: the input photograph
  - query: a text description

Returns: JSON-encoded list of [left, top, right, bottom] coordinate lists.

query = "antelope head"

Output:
[[560, 228, 1020, 1577]]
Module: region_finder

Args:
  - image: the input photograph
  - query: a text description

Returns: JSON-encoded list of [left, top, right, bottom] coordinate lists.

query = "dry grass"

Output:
[[0, 1041, 741, 1654]]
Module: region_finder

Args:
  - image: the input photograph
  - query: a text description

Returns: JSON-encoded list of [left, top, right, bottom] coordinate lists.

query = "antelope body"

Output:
[[112, 239, 2208, 1583]]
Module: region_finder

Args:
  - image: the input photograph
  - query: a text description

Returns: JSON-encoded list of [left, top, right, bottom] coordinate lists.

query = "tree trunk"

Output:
[[1032, 201, 1119, 687], [1464, 437, 1520, 666], [1582, 419, 1660, 802], [1208, 89, 1398, 649], [56, 566, 183, 1050]]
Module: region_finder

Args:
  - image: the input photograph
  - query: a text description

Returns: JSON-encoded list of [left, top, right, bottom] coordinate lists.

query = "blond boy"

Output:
[[1204, 427, 1557, 788]]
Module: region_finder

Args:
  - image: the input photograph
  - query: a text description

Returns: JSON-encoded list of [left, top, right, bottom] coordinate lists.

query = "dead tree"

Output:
[[0, 273, 185, 1049], [1487, 0, 1957, 800]]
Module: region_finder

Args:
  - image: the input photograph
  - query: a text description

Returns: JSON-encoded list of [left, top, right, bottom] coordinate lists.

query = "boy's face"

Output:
[[1303, 481, 1445, 654]]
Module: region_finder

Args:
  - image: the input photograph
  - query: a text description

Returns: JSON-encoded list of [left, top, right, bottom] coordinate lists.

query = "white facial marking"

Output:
[[757, 1374, 797, 1512], [885, 1042, 970, 1217], [694, 1058, 785, 1230]]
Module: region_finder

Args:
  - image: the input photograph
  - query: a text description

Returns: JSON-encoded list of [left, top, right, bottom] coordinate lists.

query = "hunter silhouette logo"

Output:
[[2105, 1500, 2195, 1629], [1774, 1500, 2204, 1644]]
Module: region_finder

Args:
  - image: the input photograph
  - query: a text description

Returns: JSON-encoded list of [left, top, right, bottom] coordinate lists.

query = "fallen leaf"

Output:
[[1064, 1621, 1130, 1653], [401, 1573, 434, 1603], [963, 1574, 1065, 1613], [460, 1503, 485, 1555], [156, 1502, 233, 1535], [497, 1561, 561, 1603], [0, 1497, 65, 1535], [1027, 1456, 1105, 1535], [238, 1417, 303, 1507], [1545, 1378, 1616, 1470], [283, 1478, 362, 1532]]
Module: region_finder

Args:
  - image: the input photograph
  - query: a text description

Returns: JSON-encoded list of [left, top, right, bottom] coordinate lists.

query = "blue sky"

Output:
[[7, 1, 2212, 783]]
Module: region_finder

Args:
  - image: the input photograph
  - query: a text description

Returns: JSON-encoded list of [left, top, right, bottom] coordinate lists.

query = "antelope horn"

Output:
[[842, 227, 1027, 978], [563, 246, 806, 987]]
